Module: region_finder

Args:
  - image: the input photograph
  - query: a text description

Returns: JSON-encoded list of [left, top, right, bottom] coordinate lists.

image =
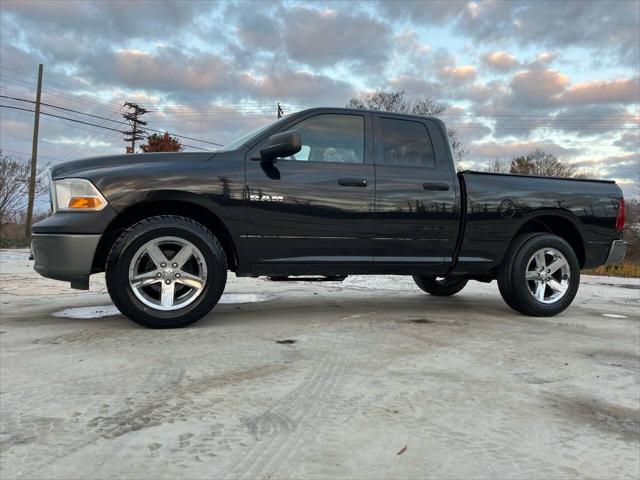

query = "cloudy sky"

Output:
[[1, 0, 638, 198]]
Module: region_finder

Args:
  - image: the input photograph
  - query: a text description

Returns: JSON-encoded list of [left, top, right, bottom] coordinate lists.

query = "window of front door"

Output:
[[283, 114, 365, 164]]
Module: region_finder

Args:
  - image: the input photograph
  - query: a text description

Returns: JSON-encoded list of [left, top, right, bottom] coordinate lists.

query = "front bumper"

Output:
[[604, 239, 627, 265], [31, 233, 101, 290]]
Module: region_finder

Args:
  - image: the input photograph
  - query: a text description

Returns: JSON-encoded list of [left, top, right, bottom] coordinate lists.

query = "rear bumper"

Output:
[[604, 240, 627, 265], [31, 233, 101, 290]]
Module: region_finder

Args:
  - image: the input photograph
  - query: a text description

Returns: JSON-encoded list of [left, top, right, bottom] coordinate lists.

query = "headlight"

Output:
[[52, 178, 108, 212]]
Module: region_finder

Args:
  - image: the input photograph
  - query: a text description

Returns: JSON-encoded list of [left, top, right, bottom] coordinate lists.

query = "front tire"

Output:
[[498, 233, 580, 316], [413, 275, 468, 296], [106, 215, 227, 328]]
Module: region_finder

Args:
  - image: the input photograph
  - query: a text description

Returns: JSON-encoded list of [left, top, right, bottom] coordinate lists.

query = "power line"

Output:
[[1, 130, 120, 160], [1, 104, 212, 152], [0, 68, 123, 115], [0, 148, 63, 162], [5, 72, 636, 127], [146, 105, 632, 117], [0, 104, 126, 133], [0, 132, 111, 147], [0, 65, 100, 97], [1, 105, 124, 142], [3, 102, 635, 134], [3, 66, 639, 120], [1, 93, 129, 126], [142, 128, 223, 146], [0, 94, 224, 146]]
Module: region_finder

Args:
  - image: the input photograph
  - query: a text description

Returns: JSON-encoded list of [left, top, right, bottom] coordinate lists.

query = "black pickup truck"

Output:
[[31, 107, 627, 328]]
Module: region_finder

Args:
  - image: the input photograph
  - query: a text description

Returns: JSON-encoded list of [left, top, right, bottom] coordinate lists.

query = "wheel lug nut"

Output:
[[156, 273, 162, 278], [160, 262, 166, 268], [172, 263, 178, 268], [165, 279, 171, 285], [175, 273, 181, 278]]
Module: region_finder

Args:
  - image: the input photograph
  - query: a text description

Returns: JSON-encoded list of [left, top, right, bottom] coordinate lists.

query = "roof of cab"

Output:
[[294, 107, 446, 124]]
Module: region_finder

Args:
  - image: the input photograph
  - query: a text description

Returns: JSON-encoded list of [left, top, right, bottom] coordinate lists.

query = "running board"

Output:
[[266, 275, 348, 282]]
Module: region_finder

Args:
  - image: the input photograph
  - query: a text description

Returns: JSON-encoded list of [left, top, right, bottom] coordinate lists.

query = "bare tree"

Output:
[[485, 158, 509, 173], [346, 90, 467, 164], [0, 151, 45, 225], [510, 149, 583, 178], [347, 90, 410, 113], [626, 198, 640, 225]]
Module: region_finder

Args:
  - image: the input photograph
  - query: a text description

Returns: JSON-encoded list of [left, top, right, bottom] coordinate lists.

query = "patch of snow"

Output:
[[342, 275, 415, 291], [220, 293, 274, 303], [582, 275, 639, 287], [602, 313, 628, 319], [51, 293, 274, 319], [52, 305, 120, 319], [0, 249, 31, 263]]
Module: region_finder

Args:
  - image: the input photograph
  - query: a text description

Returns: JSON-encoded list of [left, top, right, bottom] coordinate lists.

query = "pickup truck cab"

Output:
[[31, 108, 627, 328]]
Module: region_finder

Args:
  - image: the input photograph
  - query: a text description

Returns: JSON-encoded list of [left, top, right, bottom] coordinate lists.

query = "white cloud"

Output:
[[481, 51, 519, 71]]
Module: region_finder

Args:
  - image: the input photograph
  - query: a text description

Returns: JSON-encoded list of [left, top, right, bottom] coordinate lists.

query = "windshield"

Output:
[[222, 116, 289, 151]]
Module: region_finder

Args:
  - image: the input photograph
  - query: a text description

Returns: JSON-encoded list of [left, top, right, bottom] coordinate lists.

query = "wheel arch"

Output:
[[510, 211, 586, 267], [92, 193, 239, 273]]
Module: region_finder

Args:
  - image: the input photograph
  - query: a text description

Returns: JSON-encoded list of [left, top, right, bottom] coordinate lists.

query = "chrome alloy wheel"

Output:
[[128, 236, 208, 311], [525, 247, 570, 304]]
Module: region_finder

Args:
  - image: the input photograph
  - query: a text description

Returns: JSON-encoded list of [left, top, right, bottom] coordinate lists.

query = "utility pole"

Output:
[[277, 102, 284, 119], [25, 63, 43, 239], [122, 102, 148, 153]]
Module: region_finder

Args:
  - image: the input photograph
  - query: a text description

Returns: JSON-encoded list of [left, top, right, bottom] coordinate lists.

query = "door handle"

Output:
[[338, 178, 367, 187], [422, 182, 450, 191]]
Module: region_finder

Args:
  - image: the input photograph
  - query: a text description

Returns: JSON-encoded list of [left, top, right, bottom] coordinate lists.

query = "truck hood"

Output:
[[50, 151, 216, 179]]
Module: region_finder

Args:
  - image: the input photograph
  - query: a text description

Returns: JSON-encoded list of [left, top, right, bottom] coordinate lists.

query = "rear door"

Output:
[[244, 111, 375, 271], [372, 114, 458, 272]]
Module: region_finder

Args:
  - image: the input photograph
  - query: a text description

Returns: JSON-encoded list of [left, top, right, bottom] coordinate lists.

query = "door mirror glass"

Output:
[[260, 130, 302, 161]]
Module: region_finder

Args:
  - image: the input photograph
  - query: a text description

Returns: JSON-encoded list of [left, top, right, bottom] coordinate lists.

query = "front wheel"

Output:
[[498, 233, 580, 316], [106, 215, 227, 328], [413, 275, 468, 296]]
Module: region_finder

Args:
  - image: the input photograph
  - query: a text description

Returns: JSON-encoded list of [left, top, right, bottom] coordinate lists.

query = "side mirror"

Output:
[[259, 130, 301, 161]]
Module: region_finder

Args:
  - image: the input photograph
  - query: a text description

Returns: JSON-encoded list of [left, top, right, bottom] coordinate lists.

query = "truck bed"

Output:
[[453, 171, 623, 274]]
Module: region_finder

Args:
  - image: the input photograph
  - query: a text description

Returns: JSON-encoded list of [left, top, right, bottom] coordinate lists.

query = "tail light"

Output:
[[615, 197, 625, 231]]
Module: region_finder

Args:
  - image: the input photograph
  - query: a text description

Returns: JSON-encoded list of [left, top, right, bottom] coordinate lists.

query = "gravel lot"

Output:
[[1, 249, 639, 479]]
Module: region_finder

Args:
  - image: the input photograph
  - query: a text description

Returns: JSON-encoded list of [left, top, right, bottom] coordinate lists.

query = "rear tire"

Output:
[[106, 215, 227, 328], [498, 233, 580, 316], [413, 275, 468, 296]]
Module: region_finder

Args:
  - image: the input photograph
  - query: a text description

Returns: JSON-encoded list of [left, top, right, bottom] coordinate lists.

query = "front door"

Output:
[[244, 112, 375, 273], [372, 114, 458, 272]]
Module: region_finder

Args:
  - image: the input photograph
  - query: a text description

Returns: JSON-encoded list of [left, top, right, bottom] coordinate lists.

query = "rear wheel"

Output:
[[106, 215, 227, 328], [498, 233, 580, 316], [413, 275, 468, 296]]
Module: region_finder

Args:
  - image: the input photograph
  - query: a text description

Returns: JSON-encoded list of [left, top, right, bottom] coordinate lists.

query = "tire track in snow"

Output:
[[226, 352, 344, 479]]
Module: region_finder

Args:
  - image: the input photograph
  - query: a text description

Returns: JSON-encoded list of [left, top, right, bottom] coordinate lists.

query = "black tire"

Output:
[[497, 232, 545, 312], [498, 233, 580, 316], [413, 275, 468, 296], [106, 215, 227, 328]]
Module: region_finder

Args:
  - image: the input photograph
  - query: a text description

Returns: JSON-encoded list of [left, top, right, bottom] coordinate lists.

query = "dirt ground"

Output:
[[1, 249, 639, 479]]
